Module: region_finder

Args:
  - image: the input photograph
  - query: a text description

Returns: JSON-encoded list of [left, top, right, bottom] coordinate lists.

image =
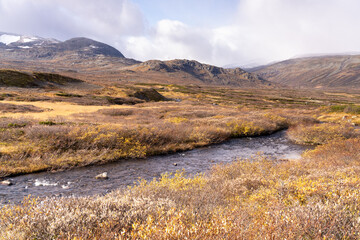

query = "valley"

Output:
[[2, 32, 360, 239]]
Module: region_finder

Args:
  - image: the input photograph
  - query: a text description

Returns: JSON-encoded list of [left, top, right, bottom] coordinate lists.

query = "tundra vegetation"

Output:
[[2, 83, 360, 239]]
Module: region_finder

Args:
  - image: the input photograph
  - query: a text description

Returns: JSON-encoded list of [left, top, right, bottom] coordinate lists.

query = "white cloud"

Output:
[[1, 0, 360, 66], [0, 0, 145, 45], [124, 20, 213, 62], [125, 0, 360, 66]]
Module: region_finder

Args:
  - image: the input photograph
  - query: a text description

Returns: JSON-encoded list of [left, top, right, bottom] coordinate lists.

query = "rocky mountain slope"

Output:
[[0, 32, 273, 88], [124, 59, 274, 87], [0, 33, 124, 59], [252, 55, 360, 88]]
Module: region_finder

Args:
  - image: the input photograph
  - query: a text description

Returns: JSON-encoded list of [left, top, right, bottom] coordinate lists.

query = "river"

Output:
[[0, 130, 310, 204]]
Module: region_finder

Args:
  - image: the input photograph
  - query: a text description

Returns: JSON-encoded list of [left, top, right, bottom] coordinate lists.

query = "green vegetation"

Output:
[[329, 104, 360, 114]]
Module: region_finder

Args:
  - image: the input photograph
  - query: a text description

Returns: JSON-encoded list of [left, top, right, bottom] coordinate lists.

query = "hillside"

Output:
[[0, 33, 124, 59], [252, 55, 360, 88], [122, 59, 274, 87], [0, 69, 83, 88], [0, 32, 273, 88]]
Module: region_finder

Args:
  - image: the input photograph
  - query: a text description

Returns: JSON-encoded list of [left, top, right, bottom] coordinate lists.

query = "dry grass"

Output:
[[287, 122, 358, 145], [2, 85, 360, 238], [2, 139, 360, 239], [0, 106, 293, 177]]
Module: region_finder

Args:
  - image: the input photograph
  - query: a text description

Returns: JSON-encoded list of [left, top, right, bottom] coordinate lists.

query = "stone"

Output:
[[1, 180, 13, 186], [173, 163, 178, 166], [95, 172, 108, 180]]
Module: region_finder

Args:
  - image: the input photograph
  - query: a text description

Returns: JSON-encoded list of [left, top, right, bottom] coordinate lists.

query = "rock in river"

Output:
[[95, 172, 109, 180], [1, 180, 13, 186]]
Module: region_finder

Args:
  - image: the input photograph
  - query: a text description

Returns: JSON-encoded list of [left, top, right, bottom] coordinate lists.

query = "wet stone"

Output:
[[1, 180, 13, 186], [95, 172, 109, 180]]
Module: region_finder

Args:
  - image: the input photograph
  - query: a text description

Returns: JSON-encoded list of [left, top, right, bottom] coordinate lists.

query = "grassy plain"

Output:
[[2, 83, 360, 238]]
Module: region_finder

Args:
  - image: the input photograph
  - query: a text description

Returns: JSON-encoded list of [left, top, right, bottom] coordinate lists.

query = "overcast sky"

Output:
[[0, 0, 359, 67]]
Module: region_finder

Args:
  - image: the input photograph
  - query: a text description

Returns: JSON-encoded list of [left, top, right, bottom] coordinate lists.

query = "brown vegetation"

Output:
[[2, 138, 360, 239], [0, 105, 292, 177], [287, 122, 358, 145], [2, 79, 360, 238]]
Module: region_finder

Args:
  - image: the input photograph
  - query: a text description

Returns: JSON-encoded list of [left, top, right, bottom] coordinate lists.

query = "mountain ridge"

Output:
[[251, 55, 360, 89], [0, 32, 124, 60], [124, 59, 273, 87], [0, 32, 274, 88]]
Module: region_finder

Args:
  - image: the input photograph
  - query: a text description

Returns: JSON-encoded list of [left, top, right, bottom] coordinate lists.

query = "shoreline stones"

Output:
[[95, 172, 108, 180]]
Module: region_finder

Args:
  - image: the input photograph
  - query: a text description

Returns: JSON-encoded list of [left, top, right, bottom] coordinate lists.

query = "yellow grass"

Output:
[[0, 100, 132, 120]]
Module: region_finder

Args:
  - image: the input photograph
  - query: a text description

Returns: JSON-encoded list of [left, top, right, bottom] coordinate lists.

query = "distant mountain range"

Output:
[[250, 55, 360, 89], [3, 32, 360, 89], [0, 32, 272, 88], [124, 59, 273, 87]]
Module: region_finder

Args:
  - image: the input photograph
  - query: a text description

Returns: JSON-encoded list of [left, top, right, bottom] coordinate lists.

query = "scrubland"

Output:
[[2, 84, 360, 239]]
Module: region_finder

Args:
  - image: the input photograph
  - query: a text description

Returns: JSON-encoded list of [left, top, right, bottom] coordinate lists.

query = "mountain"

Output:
[[0, 32, 139, 81], [122, 59, 274, 87], [0, 33, 124, 59], [0, 32, 273, 88], [251, 55, 360, 89]]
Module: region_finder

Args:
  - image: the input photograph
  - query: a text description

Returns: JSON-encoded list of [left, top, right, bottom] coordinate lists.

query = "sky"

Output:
[[0, 0, 359, 67]]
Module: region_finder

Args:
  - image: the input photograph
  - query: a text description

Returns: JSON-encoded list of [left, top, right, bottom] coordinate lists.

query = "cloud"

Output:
[[1, 0, 360, 66], [126, 0, 360, 66], [124, 20, 213, 62], [0, 0, 145, 45]]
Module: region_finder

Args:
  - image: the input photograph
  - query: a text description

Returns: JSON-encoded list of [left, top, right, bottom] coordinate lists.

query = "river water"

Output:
[[0, 131, 310, 204]]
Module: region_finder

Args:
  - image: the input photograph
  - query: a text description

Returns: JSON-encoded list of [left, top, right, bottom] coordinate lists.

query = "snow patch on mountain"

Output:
[[20, 36, 39, 43], [0, 34, 21, 45]]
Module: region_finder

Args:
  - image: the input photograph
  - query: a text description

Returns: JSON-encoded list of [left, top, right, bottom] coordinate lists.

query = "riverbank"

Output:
[[2, 137, 360, 239], [2, 85, 360, 238], [1, 102, 299, 178], [0, 130, 310, 204]]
